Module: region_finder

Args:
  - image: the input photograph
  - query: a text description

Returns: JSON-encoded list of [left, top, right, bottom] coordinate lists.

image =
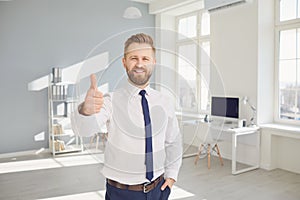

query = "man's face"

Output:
[[122, 43, 156, 87]]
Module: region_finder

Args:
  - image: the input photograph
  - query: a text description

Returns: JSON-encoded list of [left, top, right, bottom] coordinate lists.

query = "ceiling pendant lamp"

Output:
[[123, 6, 142, 19]]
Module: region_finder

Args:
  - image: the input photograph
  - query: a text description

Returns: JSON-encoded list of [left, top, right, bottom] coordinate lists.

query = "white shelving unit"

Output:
[[48, 72, 83, 156]]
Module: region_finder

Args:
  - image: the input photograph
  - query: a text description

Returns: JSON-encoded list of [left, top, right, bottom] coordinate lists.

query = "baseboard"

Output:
[[0, 148, 50, 159], [259, 163, 275, 171], [220, 152, 231, 160]]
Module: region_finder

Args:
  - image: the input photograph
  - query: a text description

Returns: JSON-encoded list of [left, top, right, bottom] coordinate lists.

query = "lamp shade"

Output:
[[242, 96, 248, 104], [123, 6, 142, 19]]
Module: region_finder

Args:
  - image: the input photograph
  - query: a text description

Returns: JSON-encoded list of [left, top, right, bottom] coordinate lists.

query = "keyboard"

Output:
[[229, 126, 259, 132]]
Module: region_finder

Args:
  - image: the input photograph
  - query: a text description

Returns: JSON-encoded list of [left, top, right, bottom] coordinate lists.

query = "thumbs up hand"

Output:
[[79, 74, 104, 116]]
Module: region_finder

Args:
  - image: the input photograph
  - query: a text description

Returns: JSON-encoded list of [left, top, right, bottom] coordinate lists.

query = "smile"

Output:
[[133, 69, 145, 73]]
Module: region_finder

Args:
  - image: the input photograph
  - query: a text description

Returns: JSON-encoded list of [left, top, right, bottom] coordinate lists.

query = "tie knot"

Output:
[[139, 90, 146, 97]]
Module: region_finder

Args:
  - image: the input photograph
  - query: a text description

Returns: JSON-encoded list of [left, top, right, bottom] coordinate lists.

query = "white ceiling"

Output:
[[132, 0, 204, 15]]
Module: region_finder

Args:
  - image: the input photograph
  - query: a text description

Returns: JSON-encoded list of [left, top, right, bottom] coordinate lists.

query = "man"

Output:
[[73, 33, 182, 200]]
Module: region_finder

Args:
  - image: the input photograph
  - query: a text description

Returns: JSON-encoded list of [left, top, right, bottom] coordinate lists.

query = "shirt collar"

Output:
[[125, 80, 151, 97]]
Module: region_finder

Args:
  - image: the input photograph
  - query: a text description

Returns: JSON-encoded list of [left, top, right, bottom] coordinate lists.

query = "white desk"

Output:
[[181, 120, 260, 175], [227, 126, 260, 175]]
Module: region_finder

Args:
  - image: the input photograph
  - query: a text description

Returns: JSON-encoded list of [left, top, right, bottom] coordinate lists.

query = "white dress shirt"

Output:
[[72, 81, 182, 185]]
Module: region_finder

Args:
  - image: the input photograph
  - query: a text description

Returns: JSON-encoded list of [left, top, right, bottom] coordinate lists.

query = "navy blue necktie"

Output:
[[139, 90, 154, 182]]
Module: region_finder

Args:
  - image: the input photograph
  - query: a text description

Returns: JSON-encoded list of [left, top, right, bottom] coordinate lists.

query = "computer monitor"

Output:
[[211, 96, 239, 119]]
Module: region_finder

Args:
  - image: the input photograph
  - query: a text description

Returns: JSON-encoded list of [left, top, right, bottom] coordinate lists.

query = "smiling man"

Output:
[[73, 33, 182, 200]]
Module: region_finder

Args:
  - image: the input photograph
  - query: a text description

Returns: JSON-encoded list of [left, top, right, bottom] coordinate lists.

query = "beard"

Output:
[[126, 66, 153, 86]]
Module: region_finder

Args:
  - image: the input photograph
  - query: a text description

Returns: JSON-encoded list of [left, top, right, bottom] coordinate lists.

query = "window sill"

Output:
[[260, 123, 300, 139]]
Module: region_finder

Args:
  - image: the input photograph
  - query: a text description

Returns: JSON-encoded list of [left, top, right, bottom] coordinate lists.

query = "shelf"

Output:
[[50, 129, 75, 137], [48, 74, 83, 156], [52, 114, 73, 118], [51, 81, 76, 85], [51, 99, 78, 103], [52, 145, 82, 154], [52, 115, 68, 119], [50, 132, 75, 137]]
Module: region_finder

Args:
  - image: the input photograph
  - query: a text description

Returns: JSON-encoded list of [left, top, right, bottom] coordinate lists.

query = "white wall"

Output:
[[257, 0, 275, 124], [210, 1, 258, 123], [207, 0, 262, 167], [0, 0, 155, 154]]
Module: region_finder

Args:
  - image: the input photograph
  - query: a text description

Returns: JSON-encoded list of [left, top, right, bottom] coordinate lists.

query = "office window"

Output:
[[276, 0, 300, 122], [280, 0, 300, 21], [176, 11, 210, 112], [178, 15, 197, 40], [201, 12, 210, 36], [178, 44, 198, 110]]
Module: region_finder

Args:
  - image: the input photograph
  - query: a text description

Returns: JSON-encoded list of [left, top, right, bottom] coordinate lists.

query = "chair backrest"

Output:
[[196, 121, 225, 144], [181, 120, 222, 146], [195, 122, 214, 144]]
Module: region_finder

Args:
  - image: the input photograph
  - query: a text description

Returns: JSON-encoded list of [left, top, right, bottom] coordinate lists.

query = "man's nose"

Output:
[[136, 58, 144, 67]]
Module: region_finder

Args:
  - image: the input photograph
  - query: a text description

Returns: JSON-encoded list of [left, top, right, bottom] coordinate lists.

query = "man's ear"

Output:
[[122, 57, 126, 69], [153, 58, 156, 69]]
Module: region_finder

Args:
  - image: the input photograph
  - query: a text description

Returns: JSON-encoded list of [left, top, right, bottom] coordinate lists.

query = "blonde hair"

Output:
[[124, 33, 156, 57]]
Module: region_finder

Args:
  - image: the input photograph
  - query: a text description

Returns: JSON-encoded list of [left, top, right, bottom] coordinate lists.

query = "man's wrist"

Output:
[[166, 177, 176, 183], [170, 178, 175, 182]]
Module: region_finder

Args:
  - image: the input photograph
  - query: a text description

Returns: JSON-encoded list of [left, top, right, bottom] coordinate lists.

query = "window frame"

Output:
[[274, 0, 300, 124], [175, 10, 210, 114]]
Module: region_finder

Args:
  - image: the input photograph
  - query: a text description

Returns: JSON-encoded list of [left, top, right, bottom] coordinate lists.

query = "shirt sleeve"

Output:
[[164, 107, 183, 182], [71, 93, 112, 137]]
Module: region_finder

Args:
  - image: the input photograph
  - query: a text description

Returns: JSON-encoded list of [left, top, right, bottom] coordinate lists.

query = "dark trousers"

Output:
[[105, 178, 171, 200]]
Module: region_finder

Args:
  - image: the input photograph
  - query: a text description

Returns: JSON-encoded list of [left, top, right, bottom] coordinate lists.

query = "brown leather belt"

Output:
[[107, 174, 164, 193]]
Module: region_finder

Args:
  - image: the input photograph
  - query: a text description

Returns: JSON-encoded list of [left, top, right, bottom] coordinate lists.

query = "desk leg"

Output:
[[232, 133, 237, 174], [232, 130, 260, 175], [256, 130, 261, 169]]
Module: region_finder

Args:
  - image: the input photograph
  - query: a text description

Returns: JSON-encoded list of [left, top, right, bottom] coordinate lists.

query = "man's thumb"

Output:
[[90, 74, 98, 90]]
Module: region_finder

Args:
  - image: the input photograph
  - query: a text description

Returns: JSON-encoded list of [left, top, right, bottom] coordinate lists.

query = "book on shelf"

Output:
[[52, 124, 63, 135]]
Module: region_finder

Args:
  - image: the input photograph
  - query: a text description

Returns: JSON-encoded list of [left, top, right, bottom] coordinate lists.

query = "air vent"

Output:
[[204, 0, 247, 12]]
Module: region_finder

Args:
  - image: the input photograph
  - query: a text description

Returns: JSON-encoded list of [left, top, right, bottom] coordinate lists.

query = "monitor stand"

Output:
[[223, 120, 239, 129]]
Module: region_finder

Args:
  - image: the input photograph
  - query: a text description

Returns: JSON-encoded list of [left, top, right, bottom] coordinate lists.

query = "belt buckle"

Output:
[[143, 182, 151, 193]]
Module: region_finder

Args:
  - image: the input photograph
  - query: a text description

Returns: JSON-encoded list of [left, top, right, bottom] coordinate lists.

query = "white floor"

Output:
[[0, 150, 299, 200]]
